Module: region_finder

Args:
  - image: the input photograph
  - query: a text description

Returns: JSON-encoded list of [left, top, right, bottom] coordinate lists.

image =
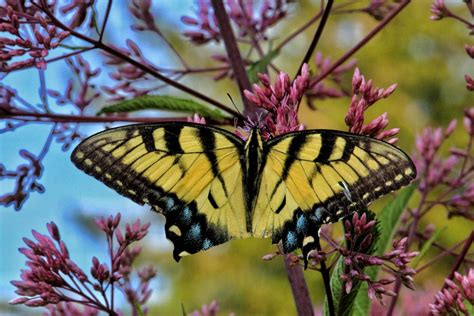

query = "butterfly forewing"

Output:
[[71, 123, 249, 260], [252, 130, 416, 253]]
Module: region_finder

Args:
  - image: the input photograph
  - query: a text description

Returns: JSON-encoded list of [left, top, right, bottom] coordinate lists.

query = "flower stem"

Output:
[[278, 244, 314, 316], [315, 237, 335, 316], [1, 109, 233, 125], [311, 0, 411, 86], [210, 0, 255, 119], [295, 0, 334, 79], [442, 230, 474, 290]]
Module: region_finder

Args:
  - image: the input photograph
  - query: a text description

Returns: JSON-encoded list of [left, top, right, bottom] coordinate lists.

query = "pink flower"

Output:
[[10, 214, 154, 314], [188, 113, 207, 124], [430, 0, 450, 20], [243, 63, 309, 138], [345, 68, 399, 143], [430, 268, 474, 315], [181, 0, 289, 45]]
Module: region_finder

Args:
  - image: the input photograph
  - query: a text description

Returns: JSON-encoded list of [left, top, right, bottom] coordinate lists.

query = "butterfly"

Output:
[[71, 122, 416, 265]]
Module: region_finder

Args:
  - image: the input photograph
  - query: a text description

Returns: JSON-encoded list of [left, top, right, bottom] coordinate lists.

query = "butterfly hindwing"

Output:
[[71, 123, 249, 260], [252, 130, 416, 255]]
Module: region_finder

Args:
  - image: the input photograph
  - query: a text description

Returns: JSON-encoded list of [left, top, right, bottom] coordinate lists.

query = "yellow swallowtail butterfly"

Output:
[[71, 123, 416, 264]]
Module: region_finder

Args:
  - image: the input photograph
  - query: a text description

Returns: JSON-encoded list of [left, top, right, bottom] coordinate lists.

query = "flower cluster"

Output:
[[243, 63, 309, 138], [181, 0, 289, 45], [430, 0, 450, 21], [129, 0, 156, 32], [429, 269, 474, 315], [0, 149, 44, 210], [345, 68, 399, 143], [413, 108, 474, 220], [188, 113, 207, 124], [337, 211, 418, 303], [189, 300, 220, 316], [102, 40, 160, 100], [305, 53, 356, 108], [48, 56, 101, 114], [10, 213, 155, 315], [430, 0, 474, 90], [0, 3, 70, 72]]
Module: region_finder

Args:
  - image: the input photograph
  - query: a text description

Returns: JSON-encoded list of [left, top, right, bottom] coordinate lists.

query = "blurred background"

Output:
[[0, 1, 472, 315]]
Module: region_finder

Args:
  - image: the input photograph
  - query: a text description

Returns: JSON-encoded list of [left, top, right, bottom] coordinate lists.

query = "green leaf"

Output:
[[411, 226, 446, 268], [181, 303, 187, 316], [246, 49, 279, 84], [465, 300, 474, 316], [96, 95, 228, 120], [324, 256, 369, 316], [352, 185, 416, 316], [134, 302, 145, 316], [324, 255, 344, 316]]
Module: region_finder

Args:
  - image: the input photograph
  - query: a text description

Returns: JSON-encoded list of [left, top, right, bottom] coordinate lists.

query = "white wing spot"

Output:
[[303, 236, 314, 246], [385, 180, 393, 186], [128, 189, 136, 195], [75, 151, 84, 159], [374, 186, 382, 192], [168, 225, 182, 236], [94, 166, 102, 172], [395, 174, 403, 182], [179, 251, 191, 257], [116, 180, 123, 187], [404, 168, 414, 176], [84, 159, 92, 166], [362, 192, 370, 200], [105, 173, 112, 180]]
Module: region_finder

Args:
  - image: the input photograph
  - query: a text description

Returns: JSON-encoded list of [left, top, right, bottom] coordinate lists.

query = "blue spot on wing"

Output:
[[314, 207, 324, 222], [296, 216, 306, 233], [182, 206, 192, 223], [202, 239, 213, 250], [165, 198, 175, 210], [284, 231, 297, 249], [188, 223, 201, 239]]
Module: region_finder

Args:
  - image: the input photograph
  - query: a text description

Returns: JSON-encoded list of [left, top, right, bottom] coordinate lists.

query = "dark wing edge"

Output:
[[71, 122, 247, 261], [262, 129, 417, 265]]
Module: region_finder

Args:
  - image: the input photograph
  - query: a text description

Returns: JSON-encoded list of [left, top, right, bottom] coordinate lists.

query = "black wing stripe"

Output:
[[315, 133, 336, 162], [340, 139, 355, 162], [140, 127, 157, 152], [164, 125, 184, 154], [282, 133, 307, 180], [198, 128, 229, 197]]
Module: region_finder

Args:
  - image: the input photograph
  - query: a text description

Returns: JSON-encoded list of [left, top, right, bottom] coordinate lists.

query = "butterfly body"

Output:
[[71, 122, 416, 263]]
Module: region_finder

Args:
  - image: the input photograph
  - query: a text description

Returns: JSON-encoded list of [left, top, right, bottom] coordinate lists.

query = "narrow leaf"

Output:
[[96, 95, 228, 119], [324, 209, 380, 316], [246, 49, 279, 84], [411, 226, 446, 268], [134, 302, 145, 316], [352, 185, 416, 316], [324, 255, 344, 316]]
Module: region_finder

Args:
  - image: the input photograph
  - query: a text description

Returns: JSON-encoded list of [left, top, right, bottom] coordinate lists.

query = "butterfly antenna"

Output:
[[227, 93, 243, 117], [227, 93, 248, 129]]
